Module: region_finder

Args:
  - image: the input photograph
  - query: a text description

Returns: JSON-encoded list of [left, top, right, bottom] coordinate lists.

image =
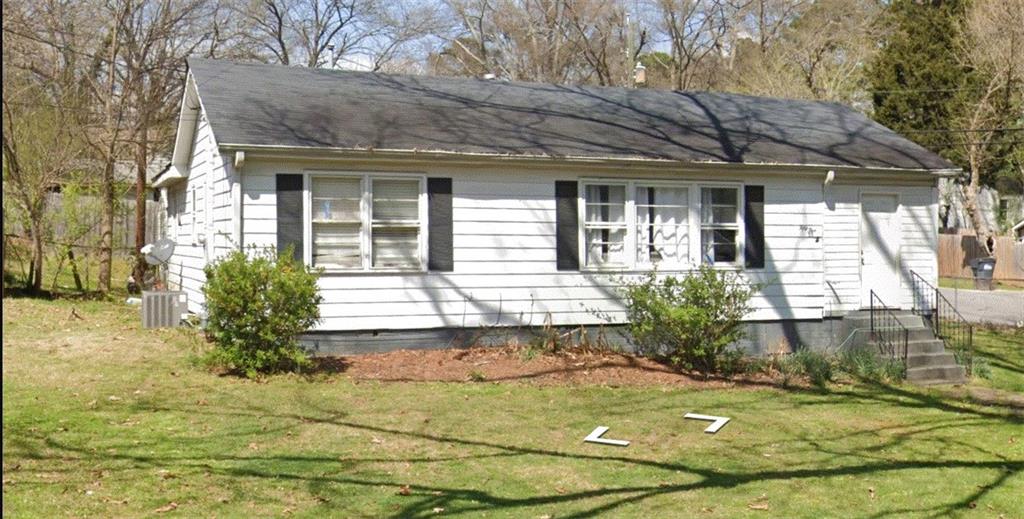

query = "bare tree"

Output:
[[234, 0, 382, 68], [435, 1, 580, 83], [4, 0, 215, 293], [726, 0, 880, 105], [563, 0, 646, 86], [118, 0, 211, 290], [651, 0, 731, 90], [2, 79, 85, 293], [731, 0, 808, 53], [955, 0, 1024, 253]]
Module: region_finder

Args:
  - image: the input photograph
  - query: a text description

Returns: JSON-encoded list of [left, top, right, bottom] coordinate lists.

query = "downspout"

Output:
[[232, 151, 245, 250]]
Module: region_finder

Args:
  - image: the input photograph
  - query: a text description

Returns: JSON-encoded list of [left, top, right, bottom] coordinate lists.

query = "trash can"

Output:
[[969, 257, 996, 290]]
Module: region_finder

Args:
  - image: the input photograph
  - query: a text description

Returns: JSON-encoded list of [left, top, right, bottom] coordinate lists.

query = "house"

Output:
[[153, 58, 959, 354]]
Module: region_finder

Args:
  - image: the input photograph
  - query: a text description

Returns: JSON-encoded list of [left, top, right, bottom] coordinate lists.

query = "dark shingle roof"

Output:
[[188, 58, 956, 171]]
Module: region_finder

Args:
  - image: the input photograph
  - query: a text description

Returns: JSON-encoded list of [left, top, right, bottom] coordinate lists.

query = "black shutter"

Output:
[[276, 174, 304, 262], [555, 181, 579, 271], [744, 185, 765, 269], [427, 177, 454, 271]]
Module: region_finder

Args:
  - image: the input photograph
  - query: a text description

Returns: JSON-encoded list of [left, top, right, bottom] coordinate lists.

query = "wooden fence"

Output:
[[6, 194, 162, 252], [938, 233, 1024, 281]]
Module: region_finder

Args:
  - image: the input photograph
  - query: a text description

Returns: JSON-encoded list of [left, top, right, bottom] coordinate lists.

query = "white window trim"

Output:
[[190, 185, 198, 245], [578, 178, 745, 271], [304, 171, 428, 273], [698, 185, 745, 269], [580, 181, 631, 268]]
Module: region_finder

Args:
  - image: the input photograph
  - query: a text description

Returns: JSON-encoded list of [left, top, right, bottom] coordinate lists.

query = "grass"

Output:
[[3, 298, 1023, 518], [2, 251, 136, 298], [972, 326, 1024, 394], [939, 277, 1024, 292]]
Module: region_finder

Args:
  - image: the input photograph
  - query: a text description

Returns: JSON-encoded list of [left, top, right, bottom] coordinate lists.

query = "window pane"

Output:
[[586, 228, 626, 266], [372, 179, 419, 221], [701, 229, 737, 264], [701, 187, 738, 224], [372, 227, 419, 268], [313, 222, 361, 268], [585, 184, 625, 224], [636, 186, 688, 264], [313, 177, 361, 222]]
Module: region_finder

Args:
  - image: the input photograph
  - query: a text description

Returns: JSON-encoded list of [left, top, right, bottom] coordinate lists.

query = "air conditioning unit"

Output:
[[141, 290, 187, 328]]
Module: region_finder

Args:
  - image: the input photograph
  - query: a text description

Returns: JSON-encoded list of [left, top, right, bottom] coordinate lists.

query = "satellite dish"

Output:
[[143, 238, 176, 266]]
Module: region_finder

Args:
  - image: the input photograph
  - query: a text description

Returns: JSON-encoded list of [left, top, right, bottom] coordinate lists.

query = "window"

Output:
[[371, 179, 421, 268], [584, 184, 627, 266], [700, 187, 740, 265], [309, 174, 424, 270], [579, 180, 744, 270], [312, 177, 363, 268], [635, 185, 688, 266]]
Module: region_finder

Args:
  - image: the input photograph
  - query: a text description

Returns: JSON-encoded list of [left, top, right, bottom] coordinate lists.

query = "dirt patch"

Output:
[[320, 346, 775, 388]]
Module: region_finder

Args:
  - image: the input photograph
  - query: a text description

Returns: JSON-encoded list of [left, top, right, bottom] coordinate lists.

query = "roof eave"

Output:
[[218, 143, 959, 177]]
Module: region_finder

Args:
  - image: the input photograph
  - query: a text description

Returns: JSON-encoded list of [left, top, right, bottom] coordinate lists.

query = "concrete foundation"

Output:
[[300, 317, 856, 356]]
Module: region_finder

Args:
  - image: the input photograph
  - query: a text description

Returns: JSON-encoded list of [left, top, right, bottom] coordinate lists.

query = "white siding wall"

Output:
[[897, 185, 940, 308], [823, 184, 939, 314], [242, 161, 837, 331], [165, 109, 236, 313]]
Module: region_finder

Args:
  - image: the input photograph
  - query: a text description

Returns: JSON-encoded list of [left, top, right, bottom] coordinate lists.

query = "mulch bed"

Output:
[[319, 346, 776, 388]]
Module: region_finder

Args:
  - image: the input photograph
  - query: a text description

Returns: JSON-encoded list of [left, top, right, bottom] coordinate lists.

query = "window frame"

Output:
[[698, 186, 744, 268], [633, 181, 693, 270], [578, 178, 745, 271], [580, 181, 631, 268], [304, 171, 428, 273]]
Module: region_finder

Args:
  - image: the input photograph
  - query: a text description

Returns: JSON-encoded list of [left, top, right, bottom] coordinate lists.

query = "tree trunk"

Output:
[[97, 158, 115, 293], [133, 136, 148, 293], [963, 154, 994, 255], [29, 217, 44, 293], [67, 247, 84, 291]]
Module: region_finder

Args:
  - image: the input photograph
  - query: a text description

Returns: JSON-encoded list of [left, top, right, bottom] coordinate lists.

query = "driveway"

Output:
[[939, 288, 1024, 326]]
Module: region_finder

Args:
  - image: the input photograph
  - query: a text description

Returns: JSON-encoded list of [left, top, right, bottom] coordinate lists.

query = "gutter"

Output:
[[217, 143, 961, 178]]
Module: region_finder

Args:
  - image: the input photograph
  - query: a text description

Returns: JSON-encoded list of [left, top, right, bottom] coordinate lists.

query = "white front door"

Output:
[[860, 194, 901, 308]]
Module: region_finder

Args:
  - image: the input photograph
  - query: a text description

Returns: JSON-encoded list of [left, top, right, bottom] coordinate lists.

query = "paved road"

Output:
[[939, 288, 1024, 326]]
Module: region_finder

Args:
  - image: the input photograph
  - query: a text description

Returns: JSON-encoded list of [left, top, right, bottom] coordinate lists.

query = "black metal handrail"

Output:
[[869, 290, 909, 366], [909, 270, 974, 374]]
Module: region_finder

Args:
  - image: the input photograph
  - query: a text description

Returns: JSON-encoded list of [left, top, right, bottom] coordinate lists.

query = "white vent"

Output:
[[141, 290, 187, 328]]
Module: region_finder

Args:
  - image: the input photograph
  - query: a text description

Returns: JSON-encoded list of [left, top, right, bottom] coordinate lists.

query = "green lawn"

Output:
[[939, 277, 1024, 292], [3, 298, 1022, 518], [973, 327, 1024, 394]]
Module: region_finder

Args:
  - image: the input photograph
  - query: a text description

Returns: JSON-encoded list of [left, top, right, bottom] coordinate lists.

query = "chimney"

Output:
[[633, 62, 647, 88]]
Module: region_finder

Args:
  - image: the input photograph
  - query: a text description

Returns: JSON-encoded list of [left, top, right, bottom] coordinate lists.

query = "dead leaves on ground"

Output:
[[154, 502, 178, 513], [748, 493, 770, 511]]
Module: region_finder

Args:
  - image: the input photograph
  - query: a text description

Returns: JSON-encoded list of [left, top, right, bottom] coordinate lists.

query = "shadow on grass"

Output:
[[11, 380, 1022, 518]]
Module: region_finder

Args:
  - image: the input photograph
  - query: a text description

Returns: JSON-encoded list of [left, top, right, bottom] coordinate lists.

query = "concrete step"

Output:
[[913, 377, 969, 386], [843, 313, 930, 331], [906, 364, 966, 383], [906, 351, 957, 369], [906, 339, 947, 355]]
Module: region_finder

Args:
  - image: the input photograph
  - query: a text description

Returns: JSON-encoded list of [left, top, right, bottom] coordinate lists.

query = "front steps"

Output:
[[842, 310, 966, 385]]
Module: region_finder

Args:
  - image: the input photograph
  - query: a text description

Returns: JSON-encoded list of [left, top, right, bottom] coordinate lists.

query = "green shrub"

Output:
[[202, 246, 322, 378], [619, 266, 758, 376], [971, 358, 992, 379], [774, 354, 805, 388], [797, 350, 834, 387], [837, 348, 905, 383]]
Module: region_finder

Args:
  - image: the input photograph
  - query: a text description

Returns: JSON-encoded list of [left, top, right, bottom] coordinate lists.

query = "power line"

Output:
[[901, 127, 1024, 134], [866, 86, 996, 94]]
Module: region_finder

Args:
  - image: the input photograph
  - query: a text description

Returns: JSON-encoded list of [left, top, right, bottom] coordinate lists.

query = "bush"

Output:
[[792, 350, 834, 388], [837, 348, 905, 383], [202, 246, 322, 377], [619, 265, 758, 376]]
